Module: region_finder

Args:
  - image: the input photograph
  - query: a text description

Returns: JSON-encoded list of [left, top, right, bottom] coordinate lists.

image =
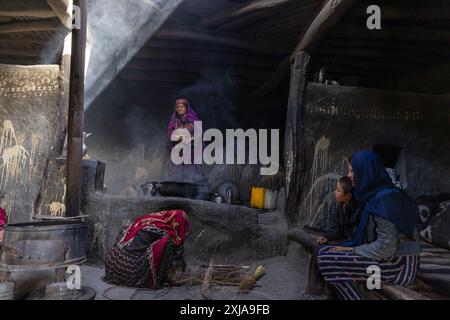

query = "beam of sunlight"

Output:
[[84, 0, 185, 109]]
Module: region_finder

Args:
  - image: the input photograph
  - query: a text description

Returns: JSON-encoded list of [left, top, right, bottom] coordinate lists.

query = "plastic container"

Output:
[[264, 189, 278, 210], [250, 187, 266, 209]]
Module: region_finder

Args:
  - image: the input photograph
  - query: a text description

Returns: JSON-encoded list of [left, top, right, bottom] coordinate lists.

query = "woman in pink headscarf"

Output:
[[0, 207, 7, 242], [166, 99, 206, 186], [167, 98, 200, 143]]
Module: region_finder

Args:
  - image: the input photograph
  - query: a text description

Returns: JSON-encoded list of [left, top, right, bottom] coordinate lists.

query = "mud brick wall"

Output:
[[82, 193, 288, 264], [298, 82, 450, 230], [0, 64, 65, 223]]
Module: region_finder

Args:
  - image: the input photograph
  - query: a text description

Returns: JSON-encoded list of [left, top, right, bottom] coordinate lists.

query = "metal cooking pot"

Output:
[[211, 193, 225, 204], [0, 221, 88, 271], [159, 181, 198, 199]]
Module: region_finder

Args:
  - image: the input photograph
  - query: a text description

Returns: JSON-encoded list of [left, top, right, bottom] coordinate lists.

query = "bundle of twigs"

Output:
[[172, 266, 251, 288]]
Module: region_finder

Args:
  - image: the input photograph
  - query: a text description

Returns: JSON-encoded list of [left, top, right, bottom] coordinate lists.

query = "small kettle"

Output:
[[212, 193, 225, 204], [82, 132, 92, 158]]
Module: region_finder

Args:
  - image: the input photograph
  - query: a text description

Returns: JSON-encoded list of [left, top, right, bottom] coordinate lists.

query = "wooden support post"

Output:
[[287, 228, 326, 295], [66, 0, 87, 217], [284, 51, 309, 224], [251, 0, 358, 97]]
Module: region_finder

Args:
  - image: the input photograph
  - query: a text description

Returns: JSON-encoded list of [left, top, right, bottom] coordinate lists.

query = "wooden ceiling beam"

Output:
[[199, 0, 312, 28], [218, 0, 319, 31], [0, 36, 54, 46], [146, 38, 249, 55], [46, 0, 71, 27], [182, 0, 241, 15], [120, 69, 260, 87], [330, 24, 450, 43], [120, 70, 202, 84], [317, 46, 448, 65], [0, 19, 65, 34], [154, 23, 292, 55], [311, 56, 422, 75], [0, 47, 42, 57], [0, 57, 41, 65], [321, 37, 450, 52], [122, 80, 254, 91], [347, 2, 450, 20], [0, 0, 56, 18], [125, 59, 272, 82], [244, 8, 316, 35], [135, 47, 281, 68], [252, 0, 358, 97]]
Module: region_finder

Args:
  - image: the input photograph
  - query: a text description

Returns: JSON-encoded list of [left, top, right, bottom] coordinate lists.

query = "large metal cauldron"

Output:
[[0, 221, 88, 271]]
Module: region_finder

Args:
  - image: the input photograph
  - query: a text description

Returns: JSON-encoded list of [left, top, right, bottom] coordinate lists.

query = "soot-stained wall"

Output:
[[0, 64, 65, 223], [85, 78, 286, 201], [298, 83, 450, 230]]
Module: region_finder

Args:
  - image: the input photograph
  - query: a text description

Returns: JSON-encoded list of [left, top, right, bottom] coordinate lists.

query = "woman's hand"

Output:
[[316, 236, 328, 245], [330, 246, 354, 253]]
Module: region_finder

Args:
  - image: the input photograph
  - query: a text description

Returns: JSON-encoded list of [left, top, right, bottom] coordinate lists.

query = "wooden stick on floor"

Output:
[[201, 241, 220, 300]]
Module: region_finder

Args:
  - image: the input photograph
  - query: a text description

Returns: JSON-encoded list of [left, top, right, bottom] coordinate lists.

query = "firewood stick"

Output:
[[201, 241, 220, 300], [200, 264, 250, 269]]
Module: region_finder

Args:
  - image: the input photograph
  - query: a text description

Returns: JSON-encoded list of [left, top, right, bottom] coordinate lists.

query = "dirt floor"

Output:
[[79, 243, 309, 300]]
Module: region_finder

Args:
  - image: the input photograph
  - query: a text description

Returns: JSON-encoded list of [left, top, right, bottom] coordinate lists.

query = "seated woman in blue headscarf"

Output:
[[316, 151, 421, 300]]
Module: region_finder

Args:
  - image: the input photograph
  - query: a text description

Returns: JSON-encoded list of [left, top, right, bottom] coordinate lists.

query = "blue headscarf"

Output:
[[341, 151, 419, 247]]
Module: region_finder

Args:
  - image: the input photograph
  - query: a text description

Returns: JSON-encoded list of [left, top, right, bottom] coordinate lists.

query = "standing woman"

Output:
[[166, 99, 207, 188], [0, 207, 6, 242], [167, 98, 200, 145], [316, 151, 421, 300], [0, 193, 7, 242]]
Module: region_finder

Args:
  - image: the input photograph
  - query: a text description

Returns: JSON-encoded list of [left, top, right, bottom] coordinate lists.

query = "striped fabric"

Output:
[[419, 241, 450, 292], [317, 245, 419, 300]]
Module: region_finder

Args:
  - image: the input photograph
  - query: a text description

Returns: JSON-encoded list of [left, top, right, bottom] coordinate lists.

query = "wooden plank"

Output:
[[0, 19, 64, 34], [330, 24, 450, 43], [0, 48, 42, 57], [348, 2, 450, 20], [135, 47, 282, 68], [0, 0, 56, 18], [284, 51, 309, 224], [219, 0, 319, 32], [287, 225, 318, 253], [125, 59, 272, 82], [123, 79, 255, 89], [316, 46, 443, 65], [182, 0, 239, 16], [66, 0, 87, 218], [47, 0, 71, 27], [146, 38, 254, 55], [120, 69, 260, 87], [0, 57, 40, 65], [200, 0, 312, 28], [154, 24, 292, 54], [0, 36, 57, 46], [320, 38, 450, 57], [123, 80, 254, 91], [247, 10, 315, 36], [311, 56, 416, 73]]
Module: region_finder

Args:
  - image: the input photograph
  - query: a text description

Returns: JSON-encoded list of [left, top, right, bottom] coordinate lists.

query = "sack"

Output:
[[417, 193, 450, 225], [420, 200, 450, 250]]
